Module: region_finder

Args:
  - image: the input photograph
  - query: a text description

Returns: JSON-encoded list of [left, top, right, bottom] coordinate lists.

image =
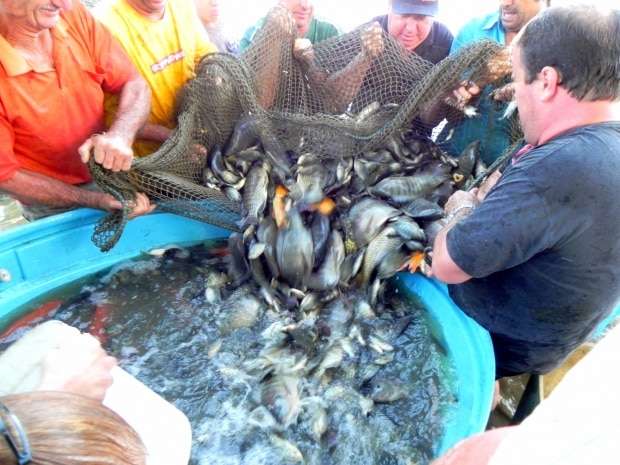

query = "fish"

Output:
[[261, 375, 301, 428], [312, 343, 345, 379], [226, 233, 251, 286], [369, 174, 447, 205], [218, 289, 262, 335], [307, 230, 345, 291], [423, 219, 447, 246], [348, 198, 401, 247], [310, 212, 331, 267], [359, 226, 405, 285], [224, 115, 260, 156], [376, 248, 410, 280], [268, 435, 304, 463], [272, 185, 289, 228], [368, 377, 408, 403], [340, 249, 365, 285], [257, 217, 280, 278], [356, 101, 380, 124], [401, 198, 444, 221], [242, 162, 270, 226], [210, 144, 241, 185], [453, 140, 480, 188], [291, 162, 328, 205], [276, 206, 314, 289], [303, 398, 328, 441], [388, 217, 426, 242]]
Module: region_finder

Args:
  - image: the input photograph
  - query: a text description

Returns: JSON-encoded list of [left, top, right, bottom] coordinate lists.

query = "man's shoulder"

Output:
[[431, 21, 454, 43], [535, 122, 620, 160], [93, 0, 134, 28], [512, 122, 620, 182], [59, 2, 96, 35], [457, 11, 500, 35]]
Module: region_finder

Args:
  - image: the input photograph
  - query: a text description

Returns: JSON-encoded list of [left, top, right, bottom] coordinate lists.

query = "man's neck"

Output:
[[125, 0, 165, 21], [0, 17, 51, 54], [537, 99, 617, 145]]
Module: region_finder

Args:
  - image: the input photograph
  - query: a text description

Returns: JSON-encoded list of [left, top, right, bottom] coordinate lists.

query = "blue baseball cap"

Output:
[[392, 0, 439, 17]]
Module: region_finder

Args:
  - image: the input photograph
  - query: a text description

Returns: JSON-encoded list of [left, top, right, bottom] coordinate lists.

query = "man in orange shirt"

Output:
[[0, 0, 153, 220]]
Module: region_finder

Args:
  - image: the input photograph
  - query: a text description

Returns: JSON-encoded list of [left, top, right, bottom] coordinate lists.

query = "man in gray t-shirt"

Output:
[[431, 5, 620, 377]]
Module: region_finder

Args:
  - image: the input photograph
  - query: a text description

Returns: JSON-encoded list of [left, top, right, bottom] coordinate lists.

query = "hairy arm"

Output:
[[296, 23, 384, 113], [136, 123, 173, 143], [79, 76, 151, 172], [432, 213, 474, 284], [0, 170, 155, 217], [0, 170, 121, 211]]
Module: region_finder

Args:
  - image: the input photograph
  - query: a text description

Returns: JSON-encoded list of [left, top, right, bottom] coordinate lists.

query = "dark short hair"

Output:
[[517, 5, 620, 101]]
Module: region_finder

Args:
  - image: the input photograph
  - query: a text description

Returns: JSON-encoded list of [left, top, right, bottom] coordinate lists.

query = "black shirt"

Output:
[[447, 122, 620, 376], [372, 15, 453, 64]]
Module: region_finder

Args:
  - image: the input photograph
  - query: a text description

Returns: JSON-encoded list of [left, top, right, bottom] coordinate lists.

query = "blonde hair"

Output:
[[0, 391, 146, 465]]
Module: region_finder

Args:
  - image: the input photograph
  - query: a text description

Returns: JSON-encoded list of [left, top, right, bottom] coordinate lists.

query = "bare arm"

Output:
[[432, 214, 474, 284], [432, 173, 502, 283], [0, 170, 155, 217], [0, 169, 121, 211], [108, 75, 151, 145], [295, 23, 384, 113], [137, 123, 173, 143], [431, 190, 478, 284], [79, 75, 151, 172]]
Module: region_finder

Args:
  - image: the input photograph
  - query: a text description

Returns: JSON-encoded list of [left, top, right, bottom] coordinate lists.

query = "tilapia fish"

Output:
[[276, 206, 314, 289], [370, 174, 447, 205]]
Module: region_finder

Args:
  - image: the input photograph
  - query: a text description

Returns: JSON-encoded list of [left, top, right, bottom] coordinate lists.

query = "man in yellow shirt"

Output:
[[96, 0, 217, 156]]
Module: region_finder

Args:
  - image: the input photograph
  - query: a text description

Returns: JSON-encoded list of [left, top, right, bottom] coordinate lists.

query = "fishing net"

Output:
[[90, 6, 519, 252]]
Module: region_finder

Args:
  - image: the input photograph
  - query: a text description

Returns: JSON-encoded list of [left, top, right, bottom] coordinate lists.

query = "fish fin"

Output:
[[407, 251, 425, 273]]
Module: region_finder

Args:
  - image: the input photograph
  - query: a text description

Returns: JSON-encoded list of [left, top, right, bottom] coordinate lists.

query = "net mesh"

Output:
[[90, 6, 520, 251]]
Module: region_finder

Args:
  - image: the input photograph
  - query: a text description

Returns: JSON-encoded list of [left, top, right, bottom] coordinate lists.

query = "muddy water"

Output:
[[0, 244, 456, 465]]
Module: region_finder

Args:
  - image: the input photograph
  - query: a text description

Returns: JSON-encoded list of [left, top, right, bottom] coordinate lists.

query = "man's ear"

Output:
[[538, 66, 561, 102]]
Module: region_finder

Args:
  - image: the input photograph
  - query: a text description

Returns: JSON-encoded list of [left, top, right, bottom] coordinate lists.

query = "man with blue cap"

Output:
[[371, 0, 453, 64]]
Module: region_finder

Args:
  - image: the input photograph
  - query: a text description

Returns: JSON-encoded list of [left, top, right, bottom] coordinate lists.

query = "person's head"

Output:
[[387, 0, 437, 52], [0, 392, 146, 465], [279, 0, 314, 37], [195, 0, 219, 26], [125, 0, 167, 19], [0, 0, 72, 33], [499, 0, 544, 34], [512, 5, 620, 144]]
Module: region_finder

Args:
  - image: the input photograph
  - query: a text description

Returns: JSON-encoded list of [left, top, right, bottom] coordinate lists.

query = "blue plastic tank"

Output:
[[0, 209, 495, 457]]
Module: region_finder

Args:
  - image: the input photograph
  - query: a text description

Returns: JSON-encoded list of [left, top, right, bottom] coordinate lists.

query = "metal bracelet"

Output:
[[0, 402, 32, 465]]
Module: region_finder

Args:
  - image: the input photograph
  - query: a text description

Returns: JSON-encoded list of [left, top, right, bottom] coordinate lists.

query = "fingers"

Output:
[[89, 134, 134, 172], [361, 22, 384, 58], [127, 192, 156, 219], [98, 193, 123, 212], [78, 138, 95, 164]]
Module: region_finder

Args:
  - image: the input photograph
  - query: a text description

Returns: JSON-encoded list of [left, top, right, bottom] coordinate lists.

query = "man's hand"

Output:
[[449, 80, 481, 111], [97, 192, 156, 218], [444, 189, 480, 217], [126, 192, 156, 219], [39, 333, 117, 402], [360, 22, 384, 59], [491, 83, 515, 102], [293, 38, 314, 64], [79, 133, 133, 172]]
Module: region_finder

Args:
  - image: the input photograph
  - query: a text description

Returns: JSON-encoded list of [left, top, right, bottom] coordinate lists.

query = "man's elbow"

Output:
[[432, 250, 472, 284], [125, 74, 150, 101]]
